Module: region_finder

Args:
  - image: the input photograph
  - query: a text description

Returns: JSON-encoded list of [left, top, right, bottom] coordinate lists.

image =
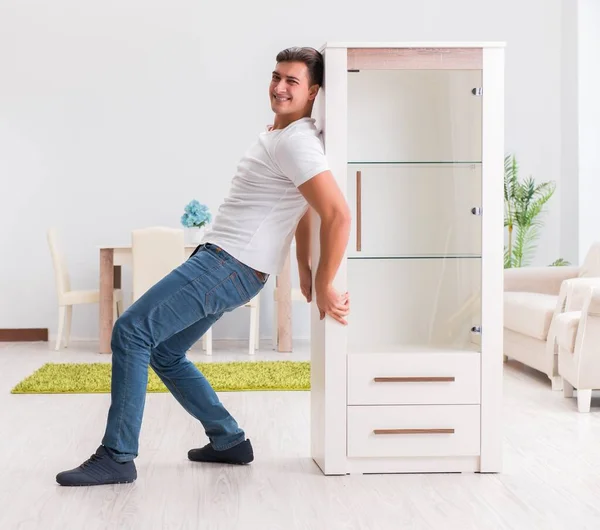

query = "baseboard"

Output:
[[0, 328, 49, 342]]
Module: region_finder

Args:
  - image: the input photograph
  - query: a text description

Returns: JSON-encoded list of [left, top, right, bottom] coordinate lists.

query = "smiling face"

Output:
[[269, 61, 319, 123]]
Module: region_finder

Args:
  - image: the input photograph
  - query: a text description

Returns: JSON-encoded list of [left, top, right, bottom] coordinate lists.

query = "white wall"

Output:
[[559, 0, 600, 265], [560, 0, 580, 265], [0, 0, 564, 340], [577, 0, 600, 262]]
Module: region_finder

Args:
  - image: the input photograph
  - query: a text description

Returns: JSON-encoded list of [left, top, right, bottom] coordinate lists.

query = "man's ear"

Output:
[[308, 84, 320, 101]]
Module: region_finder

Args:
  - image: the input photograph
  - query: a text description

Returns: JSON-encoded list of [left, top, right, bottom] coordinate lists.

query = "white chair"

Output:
[[47, 228, 124, 350], [131, 227, 213, 353], [247, 294, 261, 355], [131, 227, 185, 301]]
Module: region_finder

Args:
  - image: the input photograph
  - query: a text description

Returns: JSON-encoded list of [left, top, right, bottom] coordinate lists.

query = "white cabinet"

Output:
[[310, 42, 505, 475]]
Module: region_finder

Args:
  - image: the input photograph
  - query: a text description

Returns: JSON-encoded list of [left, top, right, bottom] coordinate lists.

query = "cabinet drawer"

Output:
[[347, 405, 480, 458], [347, 352, 480, 405]]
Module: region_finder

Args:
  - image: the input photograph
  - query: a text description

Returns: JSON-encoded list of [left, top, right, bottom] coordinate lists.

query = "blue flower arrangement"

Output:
[[180, 199, 212, 228]]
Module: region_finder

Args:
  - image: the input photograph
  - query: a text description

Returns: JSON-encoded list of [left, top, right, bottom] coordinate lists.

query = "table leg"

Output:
[[277, 249, 292, 352], [114, 265, 122, 289], [99, 249, 114, 354]]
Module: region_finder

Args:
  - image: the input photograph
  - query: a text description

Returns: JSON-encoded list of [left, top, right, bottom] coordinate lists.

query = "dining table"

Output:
[[98, 243, 292, 354]]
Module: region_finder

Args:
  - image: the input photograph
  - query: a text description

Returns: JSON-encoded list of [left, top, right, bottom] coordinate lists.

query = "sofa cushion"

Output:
[[554, 311, 581, 353], [504, 292, 558, 340]]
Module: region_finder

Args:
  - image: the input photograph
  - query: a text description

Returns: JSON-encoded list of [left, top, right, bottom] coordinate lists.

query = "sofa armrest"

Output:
[[546, 278, 600, 360], [573, 287, 600, 388], [587, 287, 600, 316], [504, 266, 580, 295], [561, 278, 600, 312]]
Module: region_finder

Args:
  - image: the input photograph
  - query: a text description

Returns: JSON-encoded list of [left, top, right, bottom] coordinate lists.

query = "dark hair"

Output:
[[276, 47, 324, 86]]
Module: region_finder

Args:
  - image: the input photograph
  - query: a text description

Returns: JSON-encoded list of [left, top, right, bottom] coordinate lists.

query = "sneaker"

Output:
[[188, 439, 254, 465], [56, 445, 137, 486]]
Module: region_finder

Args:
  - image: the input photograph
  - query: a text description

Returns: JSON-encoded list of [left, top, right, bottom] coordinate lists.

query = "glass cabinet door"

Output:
[[345, 65, 483, 354], [346, 162, 481, 258]]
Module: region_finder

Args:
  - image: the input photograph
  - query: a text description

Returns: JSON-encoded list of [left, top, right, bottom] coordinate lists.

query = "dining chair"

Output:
[[47, 227, 124, 350]]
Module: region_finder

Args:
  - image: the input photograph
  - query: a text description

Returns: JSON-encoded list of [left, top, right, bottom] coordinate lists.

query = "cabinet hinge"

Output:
[[471, 87, 483, 96], [471, 207, 483, 216], [471, 326, 482, 334]]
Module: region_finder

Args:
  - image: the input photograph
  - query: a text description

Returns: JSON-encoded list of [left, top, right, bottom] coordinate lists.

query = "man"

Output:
[[56, 46, 351, 486]]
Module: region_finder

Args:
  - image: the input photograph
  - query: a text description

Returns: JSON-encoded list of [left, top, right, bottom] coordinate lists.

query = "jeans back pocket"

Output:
[[205, 271, 253, 315]]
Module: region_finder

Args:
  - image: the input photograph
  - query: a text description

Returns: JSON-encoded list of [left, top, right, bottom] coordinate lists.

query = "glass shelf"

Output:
[[348, 254, 482, 260], [348, 161, 482, 165]]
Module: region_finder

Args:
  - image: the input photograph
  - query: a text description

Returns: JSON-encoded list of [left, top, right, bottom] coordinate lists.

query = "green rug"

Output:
[[11, 361, 310, 394]]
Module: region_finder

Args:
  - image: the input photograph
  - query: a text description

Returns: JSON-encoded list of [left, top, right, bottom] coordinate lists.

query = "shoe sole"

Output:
[[57, 479, 136, 487], [187, 452, 254, 465], [187, 457, 252, 465]]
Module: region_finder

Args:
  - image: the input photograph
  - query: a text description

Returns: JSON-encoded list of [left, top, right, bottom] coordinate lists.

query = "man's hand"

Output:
[[297, 170, 352, 324], [299, 264, 312, 302], [315, 281, 350, 325]]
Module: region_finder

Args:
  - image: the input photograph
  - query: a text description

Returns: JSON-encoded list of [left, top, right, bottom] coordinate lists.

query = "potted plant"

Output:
[[504, 154, 569, 268], [181, 199, 212, 243]]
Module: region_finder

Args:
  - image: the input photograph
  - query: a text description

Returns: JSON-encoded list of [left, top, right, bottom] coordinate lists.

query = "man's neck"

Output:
[[271, 110, 312, 130]]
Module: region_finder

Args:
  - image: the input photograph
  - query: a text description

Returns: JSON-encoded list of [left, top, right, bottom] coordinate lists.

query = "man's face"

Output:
[[269, 61, 318, 117]]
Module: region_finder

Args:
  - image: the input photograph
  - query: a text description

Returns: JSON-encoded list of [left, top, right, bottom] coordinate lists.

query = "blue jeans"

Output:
[[101, 243, 268, 463]]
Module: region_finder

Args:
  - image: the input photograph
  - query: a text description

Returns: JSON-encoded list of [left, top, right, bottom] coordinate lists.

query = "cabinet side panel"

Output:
[[310, 71, 326, 472], [480, 47, 504, 472], [310, 46, 349, 475]]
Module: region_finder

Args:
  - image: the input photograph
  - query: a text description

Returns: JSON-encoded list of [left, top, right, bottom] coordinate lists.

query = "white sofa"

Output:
[[557, 282, 600, 412], [503, 243, 600, 389]]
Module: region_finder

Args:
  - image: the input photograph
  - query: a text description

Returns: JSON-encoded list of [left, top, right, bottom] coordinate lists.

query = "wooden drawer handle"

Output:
[[373, 376, 455, 383], [374, 428, 455, 435]]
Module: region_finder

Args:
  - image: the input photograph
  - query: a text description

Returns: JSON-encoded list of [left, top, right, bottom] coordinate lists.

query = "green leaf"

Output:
[[549, 258, 571, 267], [503, 153, 555, 268]]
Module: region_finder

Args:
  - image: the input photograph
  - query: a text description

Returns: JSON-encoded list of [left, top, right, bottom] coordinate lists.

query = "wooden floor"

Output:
[[2, 340, 600, 530]]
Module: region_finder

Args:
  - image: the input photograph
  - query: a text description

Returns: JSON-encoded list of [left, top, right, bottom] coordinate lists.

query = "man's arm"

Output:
[[294, 208, 313, 302], [297, 170, 351, 323], [295, 208, 312, 270]]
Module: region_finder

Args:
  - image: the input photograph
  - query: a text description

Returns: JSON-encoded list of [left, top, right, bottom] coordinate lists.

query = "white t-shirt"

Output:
[[201, 117, 329, 275]]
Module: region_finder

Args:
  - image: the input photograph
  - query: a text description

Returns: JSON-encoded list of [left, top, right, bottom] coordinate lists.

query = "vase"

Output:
[[186, 226, 205, 245]]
